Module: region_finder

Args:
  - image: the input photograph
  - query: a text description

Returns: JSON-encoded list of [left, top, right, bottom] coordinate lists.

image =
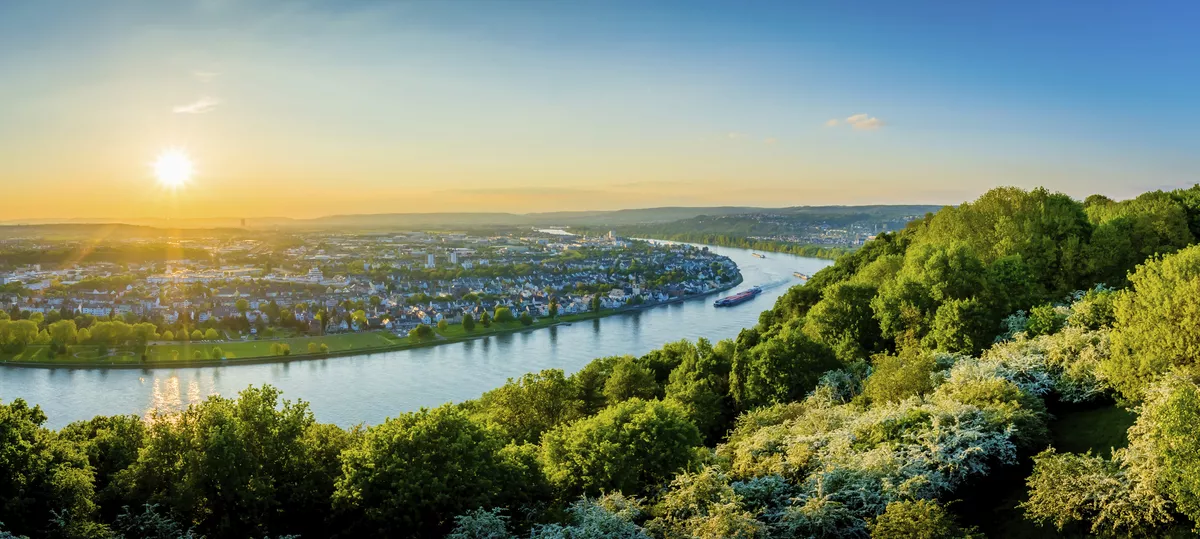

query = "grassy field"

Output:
[[0, 311, 612, 366], [0, 331, 407, 365]]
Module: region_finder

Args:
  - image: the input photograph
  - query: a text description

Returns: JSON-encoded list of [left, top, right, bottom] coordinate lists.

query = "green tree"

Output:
[[1025, 303, 1065, 337], [1102, 245, 1200, 401], [548, 299, 559, 319], [473, 369, 582, 444], [926, 297, 993, 355], [729, 326, 838, 409], [803, 282, 882, 362], [462, 314, 476, 331], [113, 386, 352, 538], [480, 311, 492, 328], [603, 356, 659, 404], [664, 339, 735, 443], [519, 312, 534, 326], [539, 398, 702, 497], [58, 415, 146, 520], [190, 329, 203, 341], [860, 351, 939, 404], [437, 319, 449, 331], [0, 399, 98, 537], [493, 307, 515, 324], [334, 405, 532, 538], [409, 324, 435, 342]]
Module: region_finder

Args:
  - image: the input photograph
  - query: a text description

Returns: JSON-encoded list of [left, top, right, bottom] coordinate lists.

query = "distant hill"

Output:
[[0, 204, 944, 235]]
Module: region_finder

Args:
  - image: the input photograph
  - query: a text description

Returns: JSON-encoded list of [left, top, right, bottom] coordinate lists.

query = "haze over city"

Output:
[[2, 0, 1197, 221]]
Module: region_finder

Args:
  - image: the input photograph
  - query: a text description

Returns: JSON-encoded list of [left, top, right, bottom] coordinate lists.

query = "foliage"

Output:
[[334, 404, 534, 538], [473, 369, 582, 444], [1102, 245, 1200, 401], [860, 351, 940, 405], [539, 399, 702, 497], [729, 324, 839, 409], [869, 499, 981, 539]]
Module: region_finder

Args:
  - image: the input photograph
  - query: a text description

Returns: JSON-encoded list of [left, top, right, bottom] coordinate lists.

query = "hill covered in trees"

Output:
[[6, 186, 1200, 538]]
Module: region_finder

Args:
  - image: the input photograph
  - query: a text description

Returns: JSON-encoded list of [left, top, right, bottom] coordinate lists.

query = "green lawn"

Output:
[[0, 331, 408, 364]]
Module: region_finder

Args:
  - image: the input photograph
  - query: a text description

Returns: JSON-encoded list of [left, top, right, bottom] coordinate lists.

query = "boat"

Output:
[[752, 253, 766, 258], [793, 272, 810, 280], [713, 286, 762, 307]]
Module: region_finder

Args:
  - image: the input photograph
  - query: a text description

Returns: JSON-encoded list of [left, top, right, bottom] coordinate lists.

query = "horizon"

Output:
[[4, 1, 1199, 220]]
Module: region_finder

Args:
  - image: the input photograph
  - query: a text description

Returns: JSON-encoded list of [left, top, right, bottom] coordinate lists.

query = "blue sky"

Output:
[[1, 0, 1197, 218]]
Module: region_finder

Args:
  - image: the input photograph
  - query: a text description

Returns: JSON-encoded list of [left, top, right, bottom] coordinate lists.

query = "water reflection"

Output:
[[1, 244, 833, 429]]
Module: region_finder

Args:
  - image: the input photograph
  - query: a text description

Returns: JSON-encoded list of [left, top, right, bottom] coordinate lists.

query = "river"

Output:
[[0, 244, 832, 428]]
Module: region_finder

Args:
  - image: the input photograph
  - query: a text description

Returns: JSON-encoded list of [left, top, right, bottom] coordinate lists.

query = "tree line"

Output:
[[7, 185, 1200, 538]]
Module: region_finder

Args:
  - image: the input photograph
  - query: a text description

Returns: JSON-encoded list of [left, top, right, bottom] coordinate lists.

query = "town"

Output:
[[0, 229, 740, 363]]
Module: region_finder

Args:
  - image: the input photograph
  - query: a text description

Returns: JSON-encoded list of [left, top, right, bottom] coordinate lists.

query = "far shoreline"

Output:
[[0, 273, 745, 371]]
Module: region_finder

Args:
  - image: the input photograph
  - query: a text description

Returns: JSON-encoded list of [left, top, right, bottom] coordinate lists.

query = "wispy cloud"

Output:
[[173, 96, 221, 114], [825, 113, 885, 130], [727, 131, 749, 139]]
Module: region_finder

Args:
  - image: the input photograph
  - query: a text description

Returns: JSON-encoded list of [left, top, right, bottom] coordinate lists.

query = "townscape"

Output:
[[0, 229, 740, 362]]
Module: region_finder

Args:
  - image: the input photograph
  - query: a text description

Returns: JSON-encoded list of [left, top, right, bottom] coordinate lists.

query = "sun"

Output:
[[153, 149, 194, 188]]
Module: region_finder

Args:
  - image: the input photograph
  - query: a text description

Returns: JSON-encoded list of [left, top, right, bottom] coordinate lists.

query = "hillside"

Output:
[[5, 186, 1200, 538]]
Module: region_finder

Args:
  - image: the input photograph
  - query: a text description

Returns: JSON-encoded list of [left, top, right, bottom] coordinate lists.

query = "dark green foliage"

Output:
[[113, 385, 352, 538], [58, 415, 145, 520], [539, 399, 701, 497], [493, 307, 516, 324], [334, 405, 533, 538], [729, 324, 839, 409], [1025, 303, 1065, 337], [0, 399, 97, 538], [604, 356, 660, 404], [804, 281, 883, 362], [473, 369, 582, 444], [664, 338, 736, 443]]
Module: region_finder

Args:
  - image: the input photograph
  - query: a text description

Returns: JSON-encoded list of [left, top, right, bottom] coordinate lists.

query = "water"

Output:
[[0, 244, 832, 428]]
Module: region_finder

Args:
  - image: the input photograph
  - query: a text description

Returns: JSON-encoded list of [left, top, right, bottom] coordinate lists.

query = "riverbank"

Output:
[[635, 233, 851, 259], [0, 274, 743, 370]]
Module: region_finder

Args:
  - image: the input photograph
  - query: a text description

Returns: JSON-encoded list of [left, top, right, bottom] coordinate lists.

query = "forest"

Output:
[[6, 185, 1200, 538]]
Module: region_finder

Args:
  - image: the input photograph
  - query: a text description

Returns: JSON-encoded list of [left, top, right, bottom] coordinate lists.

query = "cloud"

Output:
[[192, 70, 218, 82], [825, 113, 885, 130], [172, 96, 221, 114], [727, 131, 749, 139], [845, 113, 884, 130]]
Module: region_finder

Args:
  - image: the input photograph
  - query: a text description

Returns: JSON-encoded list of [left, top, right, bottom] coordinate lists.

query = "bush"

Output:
[[519, 312, 534, 326], [493, 308, 516, 324], [871, 499, 981, 539]]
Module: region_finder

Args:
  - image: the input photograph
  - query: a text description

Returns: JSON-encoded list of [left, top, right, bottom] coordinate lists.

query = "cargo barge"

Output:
[[713, 286, 762, 307]]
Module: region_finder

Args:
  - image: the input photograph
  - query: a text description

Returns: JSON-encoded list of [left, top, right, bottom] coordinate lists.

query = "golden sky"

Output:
[[1, 1, 1195, 221]]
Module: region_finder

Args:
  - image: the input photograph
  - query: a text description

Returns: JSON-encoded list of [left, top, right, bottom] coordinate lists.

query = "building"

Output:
[[449, 251, 458, 264], [426, 254, 436, 268], [307, 268, 323, 282]]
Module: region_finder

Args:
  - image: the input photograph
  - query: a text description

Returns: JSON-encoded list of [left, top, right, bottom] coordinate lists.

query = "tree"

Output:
[[871, 499, 981, 539], [539, 398, 702, 497], [591, 295, 603, 312], [1102, 245, 1200, 401], [729, 326, 839, 409], [308, 342, 320, 354], [803, 282, 882, 362], [203, 328, 219, 340], [235, 299, 249, 315], [58, 414, 146, 519], [0, 399, 97, 537], [190, 329, 203, 341], [1025, 303, 1065, 337], [334, 405, 533, 538], [860, 351, 939, 404], [408, 324, 435, 342], [664, 339, 735, 443], [161, 330, 174, 342], [480, 311, 492, 328], [210, 346, 224, 359], [603, 356, 659, 404], [113, 386, 352, 538], [493, 307, 515, 324], [462, 314, 476, 331], [473, 369, 581, 444], [548, 299, 559, 319], [437, 319, 449, 331], [46, 319, 78, 348], [519, 312, 534, 326]]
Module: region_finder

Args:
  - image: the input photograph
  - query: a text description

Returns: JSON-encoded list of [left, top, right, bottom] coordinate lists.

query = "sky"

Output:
[[1, 0, 1198, 220]]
